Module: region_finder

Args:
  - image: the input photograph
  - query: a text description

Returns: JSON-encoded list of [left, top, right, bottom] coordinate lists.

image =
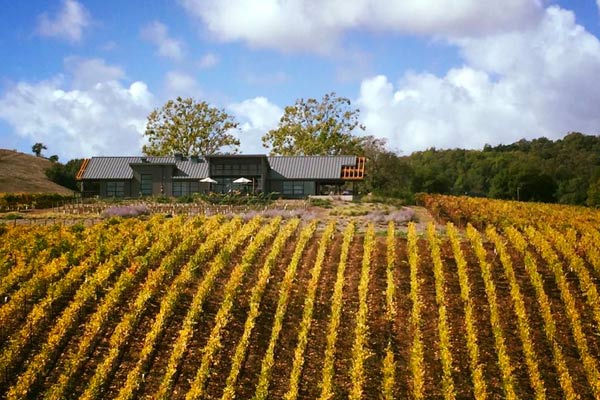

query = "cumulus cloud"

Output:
[[164, 71, 202, 99], [198, 53, 219, 69], [180, 0, 543, 52], [64, 57, 125, 89], [0, 60, 154, 159], [357, 6, 600, 154], [228, 97, 283, 153], [36, 0, 91, 43], [140, 21, 186, 61]]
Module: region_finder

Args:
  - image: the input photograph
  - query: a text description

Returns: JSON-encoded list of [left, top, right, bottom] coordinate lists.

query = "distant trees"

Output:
[[390, 132, 599, 205], [45, 159, 84, 191], [32, 143, 47, 157], [143, 97, 240, 156], [262, 92, 365, 156]]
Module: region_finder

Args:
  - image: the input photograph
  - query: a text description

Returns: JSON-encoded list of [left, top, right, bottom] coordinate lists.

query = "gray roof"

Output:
[[81, 155, 356, 180], [81, 156, 208, 180], [268, 156, 356, 180]]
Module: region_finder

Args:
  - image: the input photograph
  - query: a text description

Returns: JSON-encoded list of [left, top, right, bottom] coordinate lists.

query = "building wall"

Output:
[[131, 165, 174, 196], [270, 180, 316, 198], [98, 180, 132, 197]]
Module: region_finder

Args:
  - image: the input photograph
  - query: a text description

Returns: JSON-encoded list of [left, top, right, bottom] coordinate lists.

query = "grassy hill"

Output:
[[0, 149, 75, 195]]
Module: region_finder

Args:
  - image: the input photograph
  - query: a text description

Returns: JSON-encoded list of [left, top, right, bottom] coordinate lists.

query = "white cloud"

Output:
[[36, 0, 91, 43], [0, 60, 154, 159], [198, 53, 219, 69], [244, 71, 289, 85], [140, 21, 185, 61], [357, 6, 600, 154], [180, 0, 543, 52], [64, 57, 125, 89], [164, 71, 202, 99], [228, 97, 283, 153]]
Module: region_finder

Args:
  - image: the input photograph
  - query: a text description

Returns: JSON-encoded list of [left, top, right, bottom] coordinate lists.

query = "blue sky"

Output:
[[1, 0, 599, 160]]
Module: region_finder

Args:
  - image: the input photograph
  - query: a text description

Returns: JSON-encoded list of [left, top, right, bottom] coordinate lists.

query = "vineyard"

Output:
[[1, 195, 600, 399]]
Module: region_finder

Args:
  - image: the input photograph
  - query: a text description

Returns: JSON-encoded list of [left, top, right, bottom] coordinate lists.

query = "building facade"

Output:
[[76, 154, 365, 199]]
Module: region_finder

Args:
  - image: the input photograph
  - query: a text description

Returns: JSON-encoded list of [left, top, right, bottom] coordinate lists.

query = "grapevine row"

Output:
[[349, 223, 376, 400], [466, 224, 516, 399], [284, 220, 336, 400], [220, 218, 301, 400], [253, 220, 318, 400], [407, 222, 425, 399], [427, 223, 455, 400], [524, 226, 600, 398], [111, 216, 238, 400], [184, 217, 282, 399], [503, 227, 577, 399], [542, 225, 600, 332], [0, 219, 149, 387], [7, 216, 179, 399], [447, 222, 487, 399], [319, 221, 355, 400], [381, 221, 396, 400], [153, 216, 264, 400], [484, 226, 546, 399]]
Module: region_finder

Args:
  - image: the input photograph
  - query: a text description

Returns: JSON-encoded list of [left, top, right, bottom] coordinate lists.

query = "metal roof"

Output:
[[267, 156, 356, 180], [81, 156, 208, 180], [81, 155, 356, 180]]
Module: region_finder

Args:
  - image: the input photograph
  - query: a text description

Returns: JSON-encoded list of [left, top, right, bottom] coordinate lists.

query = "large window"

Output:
[[106, 181, 125, 197], [140, 174, 153, 196], [283, 181, 305, 196], [172, 181, 189, 197]]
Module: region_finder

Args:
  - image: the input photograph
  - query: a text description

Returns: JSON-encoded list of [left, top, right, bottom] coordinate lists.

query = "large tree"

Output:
[[32, 142, 47, 157], [143, 97, 240, 156], [262, 92, 365, 155]]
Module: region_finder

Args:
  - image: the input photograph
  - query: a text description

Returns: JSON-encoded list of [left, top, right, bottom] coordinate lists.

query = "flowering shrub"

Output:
[[101, 205, 149, 218]]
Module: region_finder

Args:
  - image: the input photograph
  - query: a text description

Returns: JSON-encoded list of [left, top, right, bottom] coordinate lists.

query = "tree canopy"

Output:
[[32, 143, 47, 157], [262, 92, 365, 156], [143, 97, 240, 156], [362, 132, 600, 206]]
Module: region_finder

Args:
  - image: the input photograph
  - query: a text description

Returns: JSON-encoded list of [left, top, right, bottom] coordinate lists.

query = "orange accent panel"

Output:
[[76, 158, 90, 180], [341, 156, 365, 180]]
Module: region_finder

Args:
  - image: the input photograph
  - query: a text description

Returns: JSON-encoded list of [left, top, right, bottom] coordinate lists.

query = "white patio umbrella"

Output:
[[200, 177, 217, 192], [233, 177, 251, 184], [233, 177, 252, 193]]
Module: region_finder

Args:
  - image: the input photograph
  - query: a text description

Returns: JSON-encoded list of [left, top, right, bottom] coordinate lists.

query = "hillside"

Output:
[[0, 149, 74, 194]]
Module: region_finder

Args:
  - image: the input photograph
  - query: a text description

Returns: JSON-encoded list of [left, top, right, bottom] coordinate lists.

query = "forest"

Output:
[[364, 132, 600, 206]]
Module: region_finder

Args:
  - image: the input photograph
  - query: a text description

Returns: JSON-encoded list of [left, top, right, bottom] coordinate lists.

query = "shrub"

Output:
[[101, 205, 149, 218], [309, 198, 332, 208]]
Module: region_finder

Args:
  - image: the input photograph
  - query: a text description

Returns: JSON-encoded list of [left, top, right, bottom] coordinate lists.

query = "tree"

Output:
[[32, 142, 47, 157], [262, 92, 365, 155], [587, 177, 600, 207], [45, 159, 84, 191], [142, 97, 240, 156]]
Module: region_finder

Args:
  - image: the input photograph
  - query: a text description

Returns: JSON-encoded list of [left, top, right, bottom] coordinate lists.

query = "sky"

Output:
[[0, 0, 600, 160]]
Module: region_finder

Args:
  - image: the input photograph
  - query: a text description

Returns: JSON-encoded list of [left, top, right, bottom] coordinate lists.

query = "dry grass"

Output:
[[0, 149, 74, 195]]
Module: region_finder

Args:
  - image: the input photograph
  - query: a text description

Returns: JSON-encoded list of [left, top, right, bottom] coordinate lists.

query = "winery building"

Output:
[[76, 154, 365, 199]]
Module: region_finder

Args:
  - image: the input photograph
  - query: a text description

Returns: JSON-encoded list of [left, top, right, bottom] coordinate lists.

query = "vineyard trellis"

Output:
[[1, 195, 600, 398]]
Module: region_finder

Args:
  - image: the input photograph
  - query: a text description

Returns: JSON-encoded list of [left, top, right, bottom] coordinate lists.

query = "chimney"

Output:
[[190, 155, 199, 163], [174, 153, 183, 161]]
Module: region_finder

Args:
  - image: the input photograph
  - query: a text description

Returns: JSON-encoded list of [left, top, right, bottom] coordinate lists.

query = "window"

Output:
[[190, 181, 200, 194], [107, 181, 125, 197], [172, 181, 189, 197], [140, 174, 153, 196], [283, 181, 305, 196]]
